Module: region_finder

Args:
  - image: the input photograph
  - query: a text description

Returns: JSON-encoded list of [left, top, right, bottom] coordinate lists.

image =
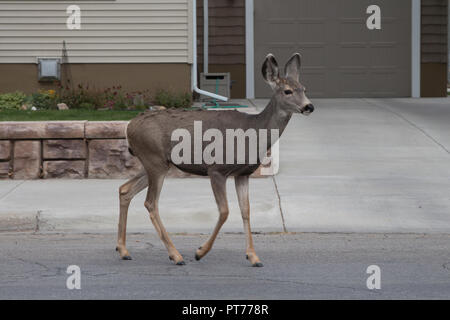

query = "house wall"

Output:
[[196, 0, 246, 98], [0, 63, 191, 95], [421, 0, 448, 97], [0, 0, 193, 94]]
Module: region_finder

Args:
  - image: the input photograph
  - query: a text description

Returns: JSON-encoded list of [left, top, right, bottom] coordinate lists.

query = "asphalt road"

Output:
[[0, 232, 449, 299]]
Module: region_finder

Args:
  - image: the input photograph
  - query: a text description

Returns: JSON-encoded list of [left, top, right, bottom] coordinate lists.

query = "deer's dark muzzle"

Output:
[[302, 104, 314, 114]]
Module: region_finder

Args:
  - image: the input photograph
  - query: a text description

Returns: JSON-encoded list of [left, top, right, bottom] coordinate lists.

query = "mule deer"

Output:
[[116, 53, 314, 267]]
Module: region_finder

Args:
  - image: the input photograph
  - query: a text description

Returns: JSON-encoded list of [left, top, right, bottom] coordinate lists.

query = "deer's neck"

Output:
[[255, 97, 292, 146]]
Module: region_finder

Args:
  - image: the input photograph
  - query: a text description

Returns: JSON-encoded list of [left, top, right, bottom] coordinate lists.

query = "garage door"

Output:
[[254, 0, 411, 98]]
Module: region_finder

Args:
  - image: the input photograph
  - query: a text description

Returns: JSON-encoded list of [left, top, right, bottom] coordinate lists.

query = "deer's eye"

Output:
[[284, 89, 293, 95]]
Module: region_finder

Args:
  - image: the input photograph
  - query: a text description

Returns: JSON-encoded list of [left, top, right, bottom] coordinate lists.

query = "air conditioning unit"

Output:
[[199, 73, 230, 101]]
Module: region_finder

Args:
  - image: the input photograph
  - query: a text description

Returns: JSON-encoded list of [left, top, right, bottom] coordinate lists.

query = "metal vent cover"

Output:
[[38, 58, 61, 82]]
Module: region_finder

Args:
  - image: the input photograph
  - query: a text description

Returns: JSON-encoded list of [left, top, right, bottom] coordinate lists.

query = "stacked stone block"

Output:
[[0, 121, 142, 179]]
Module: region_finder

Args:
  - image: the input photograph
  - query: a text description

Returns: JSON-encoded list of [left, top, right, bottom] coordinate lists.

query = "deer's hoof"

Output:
[[195, 246, 205, 261], [170, 255, 185, 265], [252, 262, 264, 267], [122, 255, 132, 260]]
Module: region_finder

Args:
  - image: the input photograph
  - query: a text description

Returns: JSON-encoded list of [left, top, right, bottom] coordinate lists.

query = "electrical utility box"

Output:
[[199, 73, 230, 101]]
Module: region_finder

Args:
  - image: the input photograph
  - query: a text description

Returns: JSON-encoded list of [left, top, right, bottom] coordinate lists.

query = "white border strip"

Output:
[[245, 0, 255, 99], [411, 0, 421, 98]]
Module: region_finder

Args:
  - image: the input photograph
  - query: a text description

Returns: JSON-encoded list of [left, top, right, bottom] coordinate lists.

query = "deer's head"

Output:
[[262, 53, 314, 116]]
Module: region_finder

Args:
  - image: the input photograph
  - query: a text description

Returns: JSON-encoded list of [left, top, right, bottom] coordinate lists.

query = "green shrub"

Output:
[[0, 91, 27, 110], [31, 90, 58, 110], [124, 91, 151, 110], [132, 105, 148, 111], [154, 90, 192, 109], [59, 84, 140, 110], [59, 84, 106, 109], [78, 102, 96, 110]]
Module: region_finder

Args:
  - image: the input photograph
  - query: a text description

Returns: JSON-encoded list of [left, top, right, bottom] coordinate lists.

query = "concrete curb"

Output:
[[0, 211, 38, 232]]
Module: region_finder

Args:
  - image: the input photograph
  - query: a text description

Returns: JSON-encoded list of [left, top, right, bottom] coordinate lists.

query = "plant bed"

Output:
[[0, 86, 193, 121]]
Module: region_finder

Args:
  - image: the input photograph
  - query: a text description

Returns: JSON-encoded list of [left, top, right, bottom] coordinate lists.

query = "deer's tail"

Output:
[[125, 121, 135, 156]]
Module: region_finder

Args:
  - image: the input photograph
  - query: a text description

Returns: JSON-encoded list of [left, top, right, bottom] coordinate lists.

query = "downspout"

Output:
[[192, 0, 228, 101]]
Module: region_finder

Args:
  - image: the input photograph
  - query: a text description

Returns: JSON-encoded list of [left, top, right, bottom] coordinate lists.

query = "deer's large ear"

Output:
[[284, 53, 301, 81], [262, 54, 279, 89]]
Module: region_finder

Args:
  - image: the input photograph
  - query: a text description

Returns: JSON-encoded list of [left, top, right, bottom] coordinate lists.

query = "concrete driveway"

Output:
[[257, 98, 450, 233], [1, 98, 450, 234]]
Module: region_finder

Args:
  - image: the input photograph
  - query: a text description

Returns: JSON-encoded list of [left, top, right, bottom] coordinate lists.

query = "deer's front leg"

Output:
[[235, 175, 263, 267], [195, 171, 229, 261]]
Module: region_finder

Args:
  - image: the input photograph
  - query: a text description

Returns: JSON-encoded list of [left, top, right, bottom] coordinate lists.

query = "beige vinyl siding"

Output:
[[0, 0, 192, 63]]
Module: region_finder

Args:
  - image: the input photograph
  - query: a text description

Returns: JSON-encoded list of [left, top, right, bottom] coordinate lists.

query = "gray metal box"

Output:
[[199, 73, 230, 101], [38, 58, 61, 82]]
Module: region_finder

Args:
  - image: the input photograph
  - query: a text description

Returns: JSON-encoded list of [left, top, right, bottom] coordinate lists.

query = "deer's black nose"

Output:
[[303, 104, 314, 113]]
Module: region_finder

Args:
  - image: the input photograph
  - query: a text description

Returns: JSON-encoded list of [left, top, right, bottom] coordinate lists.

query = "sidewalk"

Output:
[[1, 98, 450, 233]]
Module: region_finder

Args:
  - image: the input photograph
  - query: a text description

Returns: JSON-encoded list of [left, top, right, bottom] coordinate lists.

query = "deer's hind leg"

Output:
[[144, 168, 185, 265], [116, 170, 148, 260]]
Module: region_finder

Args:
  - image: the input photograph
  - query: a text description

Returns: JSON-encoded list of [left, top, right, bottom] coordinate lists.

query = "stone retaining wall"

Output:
[[0, 121, 268, 179], [0, 121, 140, 179]]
